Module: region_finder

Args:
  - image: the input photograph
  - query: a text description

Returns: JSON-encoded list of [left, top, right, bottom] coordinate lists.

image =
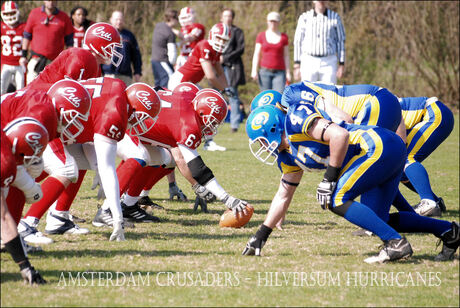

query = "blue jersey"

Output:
[[282, 81, 401, 132], [399, 97, 429, 129]]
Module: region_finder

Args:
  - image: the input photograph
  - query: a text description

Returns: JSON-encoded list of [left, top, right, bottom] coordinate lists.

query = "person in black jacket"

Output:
[[102, 10, 142, 86], [221, 8, 246, 133]]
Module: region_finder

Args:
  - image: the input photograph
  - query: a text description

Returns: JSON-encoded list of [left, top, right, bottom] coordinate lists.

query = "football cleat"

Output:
[[414, 199, 441, 217], [437, 197, 447, 213], [18, 219, 53, 245], [92, 207, 114, 227], [122, 202, 160, 223], [138, 196, 164, 210], [364, 237, 413, 264], [203, 140, 226, 151], [435, 222, 459, 261], [45, 211, 89, 235]]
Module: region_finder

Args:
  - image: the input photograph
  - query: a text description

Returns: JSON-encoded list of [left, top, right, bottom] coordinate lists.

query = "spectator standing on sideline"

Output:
[[293, 0, 346, 83], [102, 11, 142, 86], [70, 6, 94, 48], [151, 9, 178, 88], [221, 8, 246, 133], [20, 0, 74, 84], [251, 11, 290, 94], [1, 1, 26, 94]]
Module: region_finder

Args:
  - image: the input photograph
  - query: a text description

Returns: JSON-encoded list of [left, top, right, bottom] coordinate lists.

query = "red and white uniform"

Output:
[[174, 40, 221, 85], [138, 89, 202, 151], [176, 23, 206, 70], [1, 21, 26, 94], [26, 47, 100, 91], [72, 22, 94, 48]]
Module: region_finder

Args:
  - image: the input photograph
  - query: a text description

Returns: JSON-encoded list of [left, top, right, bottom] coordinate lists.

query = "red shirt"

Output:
[[1, 21, 26, 65], [76, 77, 129, 143], [1, 130, 16, 188], [1, 89, 58, 141], [72, 21, 94, 48], [138, 89, 202, 150], [23, 6, 74, 60], [26, 48, 100, 91], [256, 31, 289, 70], [180, 23, 205, 56], [178, 40, 221, 85]]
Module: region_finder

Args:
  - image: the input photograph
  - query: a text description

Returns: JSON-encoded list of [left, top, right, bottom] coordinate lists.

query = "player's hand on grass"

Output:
[[110, 221, 125, 241], [242, 235, 266, 256], [169, 182, 187, 201], [21, 265, 46, 285]]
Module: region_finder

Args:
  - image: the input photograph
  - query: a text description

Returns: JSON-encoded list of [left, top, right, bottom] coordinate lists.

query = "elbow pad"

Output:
[[187, 156, 214, 186]]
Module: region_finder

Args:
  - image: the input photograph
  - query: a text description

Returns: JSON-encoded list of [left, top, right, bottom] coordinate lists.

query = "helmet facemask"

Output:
[[249, 137, 279, 165], [1, 9, 19, 26], [58, 108, 88, 144], [127, 111, 157, 136], [210, 35, 230, 53]]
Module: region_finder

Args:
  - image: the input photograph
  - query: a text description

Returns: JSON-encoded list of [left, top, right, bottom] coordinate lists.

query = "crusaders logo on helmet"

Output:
[[25, 132, 45, 154], [60, 87, 82, 108], [206, 98, 223, 114], [135, 90, 154, 110], [251, 112, 270, 130], [92, 26, 113, 41]]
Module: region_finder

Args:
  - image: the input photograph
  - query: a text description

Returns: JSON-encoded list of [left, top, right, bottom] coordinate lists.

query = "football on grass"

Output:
[[219, 204, 254, 228]]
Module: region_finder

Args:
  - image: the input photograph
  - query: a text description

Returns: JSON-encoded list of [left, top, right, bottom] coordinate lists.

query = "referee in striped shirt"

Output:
[[293, 1, 345, 84]]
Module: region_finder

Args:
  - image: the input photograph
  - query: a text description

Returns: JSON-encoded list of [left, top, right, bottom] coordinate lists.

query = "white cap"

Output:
[[267, 11, 280, 22]]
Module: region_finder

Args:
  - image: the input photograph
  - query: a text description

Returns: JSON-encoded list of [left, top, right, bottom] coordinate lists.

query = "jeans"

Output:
[[151, 60, 173, 88], [258, 67, 286, 94], [223, 66, 242, 130]]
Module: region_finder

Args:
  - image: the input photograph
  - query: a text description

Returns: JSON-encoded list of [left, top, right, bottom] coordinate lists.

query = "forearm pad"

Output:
[[187, 156, 214, 186]]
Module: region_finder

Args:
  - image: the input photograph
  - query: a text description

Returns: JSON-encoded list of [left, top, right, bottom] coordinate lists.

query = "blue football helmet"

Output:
[[246, 105, 286, 165], [250, 90, 282, 112]]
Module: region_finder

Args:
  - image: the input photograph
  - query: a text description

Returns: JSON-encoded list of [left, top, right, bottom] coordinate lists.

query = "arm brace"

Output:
[[187, 156, 214, 186]]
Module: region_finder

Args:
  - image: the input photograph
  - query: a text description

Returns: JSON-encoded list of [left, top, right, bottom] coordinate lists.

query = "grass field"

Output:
[[1, 116, 459, 307]]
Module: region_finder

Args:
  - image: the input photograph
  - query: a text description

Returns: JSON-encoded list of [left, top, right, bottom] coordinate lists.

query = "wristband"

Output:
[[22, 50, 28, 58], [324, 165, 341, 182]]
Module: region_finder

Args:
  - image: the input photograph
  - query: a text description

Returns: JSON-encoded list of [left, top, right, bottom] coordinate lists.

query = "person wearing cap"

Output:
[[251, 11, 290, 94], [293, 1, 346, 83]]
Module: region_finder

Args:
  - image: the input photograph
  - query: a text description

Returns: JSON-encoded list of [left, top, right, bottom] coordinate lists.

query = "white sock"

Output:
[[23, 216, 39, 227], [140, 190, 150, 197], [123, 194, 139, 207]]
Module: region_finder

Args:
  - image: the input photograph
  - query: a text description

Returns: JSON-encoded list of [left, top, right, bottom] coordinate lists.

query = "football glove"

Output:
[[316, 179, 337, 210], [223, 87, 236, 98], [169, 183, 187, 201], [222, 194, 248, 216], [26, 158, 44, 179], [193, 196, 209, 213], [24, 183, 43, 204], [109, 221, 125, 242], [20, 266, 47, 285], [192, 183, 216, 202], [242, 235, 266, 256], [91, 171, 105, 200]]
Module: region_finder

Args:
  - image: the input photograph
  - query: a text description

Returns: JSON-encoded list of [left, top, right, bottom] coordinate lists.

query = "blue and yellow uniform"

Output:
[[400, 97, 454, 166], [277, 103, 407, 221], [281, 81, 401, 132], [398, 96, 454, 203]]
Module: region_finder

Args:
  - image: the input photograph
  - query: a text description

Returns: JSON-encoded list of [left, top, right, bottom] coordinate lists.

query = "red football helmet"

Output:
[[192, 89, 228, 137], [47, 79, 92, 144], [125, 82, 161, 136], [3, 117, 49, 167], [1, 1, 19, 26], [178, 7, 195, 27], [172, 82, 200, 97], [208, 23, 231, 53], [83, 22, 123, 67]]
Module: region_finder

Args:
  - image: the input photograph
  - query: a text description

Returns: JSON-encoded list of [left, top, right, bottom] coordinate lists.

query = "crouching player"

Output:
[[120, 86, 249, 217], [242, 102, 459, 262], [1, 120, 49, 284]]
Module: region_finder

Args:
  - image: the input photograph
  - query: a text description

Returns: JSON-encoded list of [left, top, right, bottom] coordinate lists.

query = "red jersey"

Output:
[[138, 89, 202, 150], [1, 130, 16, 188], [72, 21, 94, 48], [26, 48, 100, 91], [1, 89, 58, 141], [23, 6, 74, 60], [1, 21, 26, 66], [178, 40, 221, 84], [180, 23, 205, 56], [76, 77, 129, 143]]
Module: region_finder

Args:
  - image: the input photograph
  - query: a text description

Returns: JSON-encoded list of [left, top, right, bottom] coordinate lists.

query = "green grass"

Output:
[[1, 116, 459, 307]]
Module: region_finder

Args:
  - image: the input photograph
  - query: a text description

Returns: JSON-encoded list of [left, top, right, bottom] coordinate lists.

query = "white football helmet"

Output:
[[1, 1, 19, 26]]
